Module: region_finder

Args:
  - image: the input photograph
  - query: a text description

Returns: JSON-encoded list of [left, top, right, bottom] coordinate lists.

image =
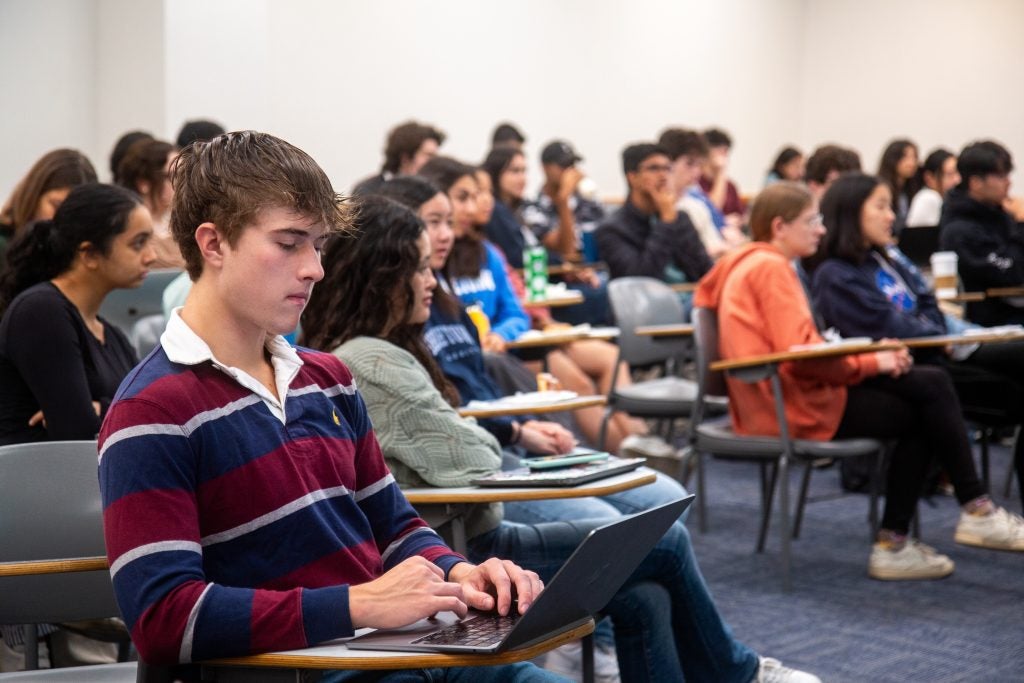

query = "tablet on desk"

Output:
[[522, 448, 610, 469], [472, 456, 645, 487]]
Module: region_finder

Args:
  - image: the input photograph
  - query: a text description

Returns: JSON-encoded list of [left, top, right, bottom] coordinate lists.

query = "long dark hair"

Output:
[[419, 156, 486, 280], [770, 146, 802, 179], [481, 146, 522, 208], [301, 195, 461, 406], [877, 139, 921, 208], [805, 172, 885, 274], [374, 177, 461, 318], [0, 184, 142, 316]]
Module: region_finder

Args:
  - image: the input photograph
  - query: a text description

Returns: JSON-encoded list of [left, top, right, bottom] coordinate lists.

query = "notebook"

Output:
[[471, 456, 646, 487], [346, 496, 692, 654]]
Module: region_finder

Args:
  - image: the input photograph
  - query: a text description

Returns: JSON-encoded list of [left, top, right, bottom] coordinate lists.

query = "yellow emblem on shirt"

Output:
[[332, 408, 341, 426]]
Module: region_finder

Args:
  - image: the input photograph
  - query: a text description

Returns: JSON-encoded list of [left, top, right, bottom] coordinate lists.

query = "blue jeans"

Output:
[[318, 662, 564, 681], [466, 517, 758, 682], [502, 473, 691, 525]]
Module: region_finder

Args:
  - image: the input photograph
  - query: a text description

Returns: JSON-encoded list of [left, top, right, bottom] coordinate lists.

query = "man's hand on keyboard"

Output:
[[349, 557, 468, 629], [448, 558, 544, 616]]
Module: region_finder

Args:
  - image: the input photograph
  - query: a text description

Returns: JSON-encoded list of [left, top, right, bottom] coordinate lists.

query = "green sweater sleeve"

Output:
[[334, 337, 504, 488]]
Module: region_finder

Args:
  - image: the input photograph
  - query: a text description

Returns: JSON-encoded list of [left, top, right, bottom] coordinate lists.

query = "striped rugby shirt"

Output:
[[98, 312, 463, 664]]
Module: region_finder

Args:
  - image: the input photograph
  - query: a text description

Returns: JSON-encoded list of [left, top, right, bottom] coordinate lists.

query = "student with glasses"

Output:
[[596, 143, 712, 292]]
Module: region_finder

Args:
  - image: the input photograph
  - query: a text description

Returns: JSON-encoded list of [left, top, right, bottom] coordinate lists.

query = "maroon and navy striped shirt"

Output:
[[98, 330, 463, 665]]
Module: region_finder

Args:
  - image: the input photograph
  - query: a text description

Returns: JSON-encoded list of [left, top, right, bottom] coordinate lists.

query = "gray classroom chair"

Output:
[[98, 269, 182, 339], [602, 278, 726, 475], [0, 441, 136, 681], [690, 307, 885, 591]]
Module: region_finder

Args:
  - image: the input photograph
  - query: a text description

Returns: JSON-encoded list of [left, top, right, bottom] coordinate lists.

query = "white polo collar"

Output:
[[161, 308, 303, 422]]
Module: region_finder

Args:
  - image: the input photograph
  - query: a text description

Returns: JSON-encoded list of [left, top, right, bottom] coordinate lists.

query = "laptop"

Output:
[[346, 496, 692, 654], [471, 456, 646, 488]]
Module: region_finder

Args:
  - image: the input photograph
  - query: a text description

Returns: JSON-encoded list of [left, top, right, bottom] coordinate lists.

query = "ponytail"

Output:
[[0, 184, 141, 318], [0, 220, 64, 316]]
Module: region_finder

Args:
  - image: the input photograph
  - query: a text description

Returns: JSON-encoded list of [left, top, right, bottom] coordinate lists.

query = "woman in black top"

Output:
[[0, 183, 156, 445]]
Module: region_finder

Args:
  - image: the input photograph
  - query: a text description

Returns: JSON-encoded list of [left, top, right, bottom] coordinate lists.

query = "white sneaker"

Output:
[[542, 639, 621, 683], [619, 434, 676, 460], [868, 539, 955, 580], [955, 506, 1024, 551], [753, 657, 822, 683]]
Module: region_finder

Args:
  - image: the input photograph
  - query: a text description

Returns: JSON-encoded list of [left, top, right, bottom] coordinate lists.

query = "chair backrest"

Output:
[[0, 440, 120, 624], [691, 307, 729, 423], [99, 268, 182, 338], [607, 277, 689, 367], [130, 314, 167, 358]]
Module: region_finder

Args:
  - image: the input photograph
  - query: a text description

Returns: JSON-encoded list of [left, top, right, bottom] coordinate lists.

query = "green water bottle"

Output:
[[524, 246, 548, 301]]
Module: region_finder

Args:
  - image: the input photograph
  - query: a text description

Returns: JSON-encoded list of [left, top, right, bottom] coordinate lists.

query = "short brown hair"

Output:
[[749, 182, 813, 242], [115, 138, 175, 207], [657, 128, 708, 162], [170, 131, 351, 279], [382, 121, 445, 174]]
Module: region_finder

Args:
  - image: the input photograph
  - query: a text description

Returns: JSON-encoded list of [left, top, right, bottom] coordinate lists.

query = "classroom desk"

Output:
[[709, 340, 904, 372], [404, 468, 658, 553], [505, 327, 619, 350], [986, 286, 1024, 298], [0, 557, 107, 576], [900, 330, 1024, 349], [634, 323, 694, 338], [669, 282, 697, 294], [521, 291, 585, 308], [458, 394, 607, 418], [937, 291, 986, 303], [514, 262, 606, 277], [200, 621, 595, 682]]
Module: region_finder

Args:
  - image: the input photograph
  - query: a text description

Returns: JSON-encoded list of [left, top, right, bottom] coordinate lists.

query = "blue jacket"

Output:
[[423, 302, 517, 445], [810, 249, 947, 340], [447, 241, 530, 342]]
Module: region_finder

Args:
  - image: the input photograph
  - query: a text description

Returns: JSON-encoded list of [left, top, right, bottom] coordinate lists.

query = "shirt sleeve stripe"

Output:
[[99, 423, 185, 464], [380, 526, 440, 565], [352, 473, 395, 502], [323, 382, 358, 397], [200, 486, 352, 547], [110, 540, 203, 578], [178, 583, 213, 663]]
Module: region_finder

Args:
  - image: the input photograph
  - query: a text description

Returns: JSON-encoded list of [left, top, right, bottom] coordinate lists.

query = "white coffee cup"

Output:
[[930, 251, 959, 299]]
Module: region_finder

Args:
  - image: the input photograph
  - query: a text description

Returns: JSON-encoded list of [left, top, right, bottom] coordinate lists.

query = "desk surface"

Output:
[[900, 330, 1024, 349], [206, 621, 594, 671], [634, 324, 694, 338], [404, 467, 657, 504], [669, 282, 697, 293], [506, 327, 619, 349], [710, 341, 903, 372], [520, 291, 585, 308], [986, 286, 1024, 298], [0, 556, 107, 576], [458, 394, 606, 418], [938, 291, 986, 303]]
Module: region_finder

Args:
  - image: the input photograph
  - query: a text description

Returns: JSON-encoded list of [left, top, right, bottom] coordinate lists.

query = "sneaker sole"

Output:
[[954, 531, 1024, 551], [868, 563, 955, 581]]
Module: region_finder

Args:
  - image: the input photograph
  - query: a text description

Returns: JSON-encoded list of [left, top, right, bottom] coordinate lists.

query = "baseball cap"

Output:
[[541, 140, 583, 167]]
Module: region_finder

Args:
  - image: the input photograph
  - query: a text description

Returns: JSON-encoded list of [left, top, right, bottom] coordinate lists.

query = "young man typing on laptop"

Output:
[[97, 132, 557, 681]]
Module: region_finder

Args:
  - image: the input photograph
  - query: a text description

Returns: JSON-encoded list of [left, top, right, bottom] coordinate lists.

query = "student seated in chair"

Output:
[[693, 182, 1024, 582], [97, 131, 556, 681], [300, 193, 821, 683]]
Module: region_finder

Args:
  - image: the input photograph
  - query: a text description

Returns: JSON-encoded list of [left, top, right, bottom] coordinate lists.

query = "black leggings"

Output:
[[833, 365, 986, 534]]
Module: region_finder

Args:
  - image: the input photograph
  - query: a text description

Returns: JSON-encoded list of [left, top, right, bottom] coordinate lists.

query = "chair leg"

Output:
[[597, 407, 613, 451], [777, 456, 792, 592], [979, 427, 991, 492], [757, 461, 779, 553], [792, 461, 813, 540], [1003, 426, 1021, 501], [23, 624, 39, 670], [695, 450, 708, 533], [869, 447, 886, 542]]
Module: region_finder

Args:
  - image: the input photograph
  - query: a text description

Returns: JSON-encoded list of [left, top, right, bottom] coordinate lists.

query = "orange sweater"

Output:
[[693, 242, 879, 440]]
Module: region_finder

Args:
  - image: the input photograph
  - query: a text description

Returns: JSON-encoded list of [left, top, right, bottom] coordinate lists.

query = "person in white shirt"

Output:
[[906, 148, 961, 227]]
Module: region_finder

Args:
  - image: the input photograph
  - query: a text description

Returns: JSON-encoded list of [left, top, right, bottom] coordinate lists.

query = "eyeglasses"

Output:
[[804, 213, 824, 227], [638, 163, 672, 174]]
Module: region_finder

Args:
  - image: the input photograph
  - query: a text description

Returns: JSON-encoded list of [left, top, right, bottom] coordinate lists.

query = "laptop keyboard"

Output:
[[412, 614, 520, 646]]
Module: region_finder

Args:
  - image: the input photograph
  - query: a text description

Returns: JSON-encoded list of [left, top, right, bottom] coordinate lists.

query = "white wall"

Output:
[[798, 0, 1024, 177], [0, 0, 97, 193], [2, 0, 1023, 203]]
